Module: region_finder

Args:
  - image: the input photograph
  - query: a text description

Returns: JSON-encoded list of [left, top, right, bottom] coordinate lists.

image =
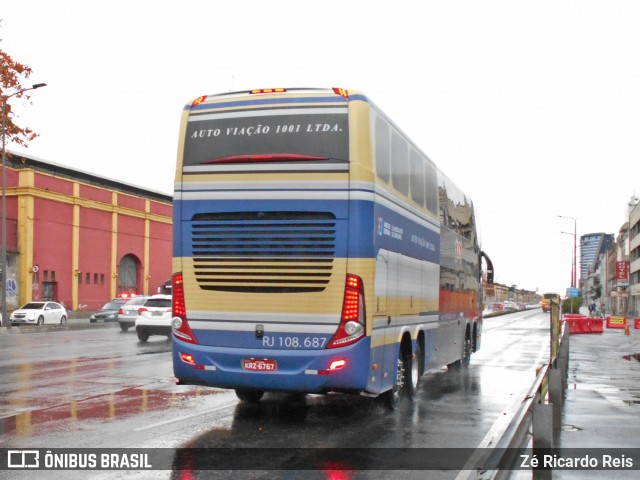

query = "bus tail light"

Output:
[[191, 96, 207, 107], [250, 88, 286, 94], [329, 359, 346, 370], [332, 88, 349, 98], [180, 353, 196, 365], [317, 359, 347, 375], [172, 272, 198, 344], [328, 274, 365, 349]]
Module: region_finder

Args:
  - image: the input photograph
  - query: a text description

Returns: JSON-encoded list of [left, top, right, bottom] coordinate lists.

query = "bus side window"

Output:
[[409, 148, 425, 207], [425, 160, 438, 215], [391, 129, 409, 196], [374, 116, 390, 183]]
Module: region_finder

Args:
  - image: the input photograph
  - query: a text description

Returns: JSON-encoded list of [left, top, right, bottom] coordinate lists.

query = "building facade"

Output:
[[583, 195, 638, 317], [628, 197, 640, 316], [579, 233, 613, 288], [3, 152, 172, 311]]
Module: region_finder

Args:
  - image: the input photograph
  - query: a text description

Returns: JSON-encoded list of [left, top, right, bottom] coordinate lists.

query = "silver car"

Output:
[[117, 296, 149, 332]]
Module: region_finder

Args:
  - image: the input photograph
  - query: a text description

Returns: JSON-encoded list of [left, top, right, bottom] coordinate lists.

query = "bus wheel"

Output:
[[235, 389, 264, 404], [407, 342, 421, 399], [385, 347, 406, 410], [449, 335, 472, 370], [461, 336, 472, 367]]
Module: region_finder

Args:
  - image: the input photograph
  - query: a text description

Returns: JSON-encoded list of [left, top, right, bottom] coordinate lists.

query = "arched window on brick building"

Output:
[[118, 254, 141, 295]]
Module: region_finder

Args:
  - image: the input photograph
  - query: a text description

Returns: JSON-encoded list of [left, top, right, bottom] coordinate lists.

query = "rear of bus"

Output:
[[541, 292, 560, 313], [172, 88, 373, 395]]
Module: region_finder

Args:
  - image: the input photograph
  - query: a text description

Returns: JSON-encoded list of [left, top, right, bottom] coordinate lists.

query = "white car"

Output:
[[117, 295, 150, 332], [134, 295, 172, 342], [11, 302, 68, 326], [503, 301, 518, 311]]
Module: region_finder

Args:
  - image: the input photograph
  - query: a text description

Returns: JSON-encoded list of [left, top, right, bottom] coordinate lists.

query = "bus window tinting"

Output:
[[409, 148, 425, 206], [425, 159, 438, 215], [184, 112, 349, 166], [391, 129, 409, 196], [374, 116, 390, 182]]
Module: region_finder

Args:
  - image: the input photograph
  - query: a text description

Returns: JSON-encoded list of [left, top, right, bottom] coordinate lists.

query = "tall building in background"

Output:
[[580, 233, 614, 287]]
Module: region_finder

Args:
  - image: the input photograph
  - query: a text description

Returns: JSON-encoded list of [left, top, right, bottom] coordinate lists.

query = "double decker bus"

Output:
[[171, 88, 493, 409]]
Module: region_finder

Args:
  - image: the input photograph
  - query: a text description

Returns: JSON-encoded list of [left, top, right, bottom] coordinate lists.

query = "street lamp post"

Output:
[[1, 83, 47, 328], [558, 215, 577, 289]]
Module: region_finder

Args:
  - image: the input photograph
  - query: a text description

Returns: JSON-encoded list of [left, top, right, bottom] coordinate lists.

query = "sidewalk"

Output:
[[553, 323, 640, 478], [0, 312, 117, 334]]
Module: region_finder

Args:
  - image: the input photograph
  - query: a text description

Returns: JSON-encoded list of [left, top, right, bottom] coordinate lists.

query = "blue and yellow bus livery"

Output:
[[171, 88, 493, 408]]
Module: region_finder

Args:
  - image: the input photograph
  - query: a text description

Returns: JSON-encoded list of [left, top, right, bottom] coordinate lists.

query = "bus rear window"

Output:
[[184, 111, 348, 166]]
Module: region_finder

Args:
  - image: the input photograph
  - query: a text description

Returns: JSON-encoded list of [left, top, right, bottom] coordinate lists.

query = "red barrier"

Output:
[[635, 318, 640, 330], [589, 317, 604, 333], [606, 316, 627, 329], [563, 315, 603, 334]]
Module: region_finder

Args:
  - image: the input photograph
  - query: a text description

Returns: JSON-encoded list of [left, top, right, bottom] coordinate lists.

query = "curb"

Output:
[[0, 321, 118, 335]]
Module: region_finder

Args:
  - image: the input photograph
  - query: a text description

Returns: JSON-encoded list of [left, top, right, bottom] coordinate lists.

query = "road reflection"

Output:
[[164, 366, 484, 478], [0, 334, 188, 440], [0, 385, 221, 439]]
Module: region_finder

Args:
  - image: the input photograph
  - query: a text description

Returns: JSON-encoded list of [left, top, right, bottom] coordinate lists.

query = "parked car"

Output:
[[482, 302, 504, 316], [134, 294, 172, 342], [117, 295, 149, 332], [10, 301, 67, 326], [90, 298, 128, 323], [503, 301, 518, 311]]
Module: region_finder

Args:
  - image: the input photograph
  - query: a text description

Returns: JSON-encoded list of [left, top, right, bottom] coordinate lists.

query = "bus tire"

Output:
[[449, 335, 472, 370], [407, 342, 421, 399], [461, 335, 472, 367], [384, 346, 406, 410], [235, 389, 264, 403]]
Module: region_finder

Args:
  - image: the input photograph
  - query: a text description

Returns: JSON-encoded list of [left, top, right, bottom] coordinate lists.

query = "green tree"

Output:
[[562, 296, 582, 314], [589, 277, 602, 300], [1, 25, 40, 147]]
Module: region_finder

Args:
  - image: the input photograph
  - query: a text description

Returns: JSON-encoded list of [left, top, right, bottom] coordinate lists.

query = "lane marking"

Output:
[[133, 402, 235, 431]]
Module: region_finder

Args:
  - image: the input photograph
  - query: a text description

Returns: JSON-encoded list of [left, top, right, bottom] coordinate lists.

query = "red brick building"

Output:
[[3, 152, 172, 311]]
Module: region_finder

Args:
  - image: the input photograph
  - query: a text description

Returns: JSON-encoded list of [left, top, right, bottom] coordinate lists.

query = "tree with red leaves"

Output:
[[1, 27, 42, 148]]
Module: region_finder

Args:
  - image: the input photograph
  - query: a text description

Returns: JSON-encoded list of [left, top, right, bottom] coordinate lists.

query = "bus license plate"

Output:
[[242, 358, 277, 372]]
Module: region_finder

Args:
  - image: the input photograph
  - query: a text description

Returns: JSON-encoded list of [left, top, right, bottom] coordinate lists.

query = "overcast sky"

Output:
[[2, 0, 639, 296]]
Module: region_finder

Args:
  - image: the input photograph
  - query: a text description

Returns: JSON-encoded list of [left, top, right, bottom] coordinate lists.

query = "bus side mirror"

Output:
[[481, 251, 494, 284]]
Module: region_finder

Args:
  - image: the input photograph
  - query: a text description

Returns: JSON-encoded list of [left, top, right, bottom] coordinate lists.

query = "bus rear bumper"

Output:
[[172, 336, 371, 394]]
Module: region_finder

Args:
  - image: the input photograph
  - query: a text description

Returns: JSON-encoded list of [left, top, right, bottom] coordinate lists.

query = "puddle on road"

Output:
[[562, 424, 582, 432], [0, 385, 222, 439]]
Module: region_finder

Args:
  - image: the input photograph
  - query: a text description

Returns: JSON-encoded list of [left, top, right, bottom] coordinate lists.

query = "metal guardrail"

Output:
[[470, 300, 570, 480]]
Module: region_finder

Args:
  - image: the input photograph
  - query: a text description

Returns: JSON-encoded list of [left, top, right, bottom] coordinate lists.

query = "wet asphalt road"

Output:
[[0, 309, 551, 479]]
